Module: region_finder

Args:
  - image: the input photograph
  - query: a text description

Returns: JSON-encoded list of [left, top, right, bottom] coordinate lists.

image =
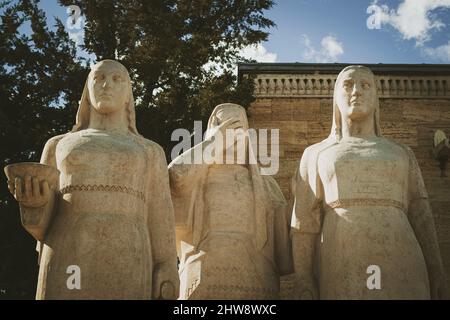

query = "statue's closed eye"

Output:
[[93, 74, 105, 81]]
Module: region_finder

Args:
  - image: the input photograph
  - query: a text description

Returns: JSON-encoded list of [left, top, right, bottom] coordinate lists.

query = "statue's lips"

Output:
[[100, 93, 114, 99]]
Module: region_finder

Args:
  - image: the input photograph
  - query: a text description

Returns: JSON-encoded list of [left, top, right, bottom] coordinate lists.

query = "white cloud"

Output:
[[202, 43, 277, 76], [301, 35, 344, 63], [239, 43, 277, 62], [370, 0, 450, 45], [321, 36, 344, 58], [423, 40, 450, 62]]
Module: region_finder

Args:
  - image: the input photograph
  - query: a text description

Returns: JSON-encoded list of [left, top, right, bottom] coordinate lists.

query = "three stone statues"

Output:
[[5, 61, 447, 300]]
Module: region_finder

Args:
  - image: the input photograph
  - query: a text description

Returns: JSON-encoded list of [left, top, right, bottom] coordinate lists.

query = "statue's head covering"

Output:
[[330, 65, 382, 142], [207, 103, 249, 130], [205, 103, 257, 164], [71, 59, 139, 135]]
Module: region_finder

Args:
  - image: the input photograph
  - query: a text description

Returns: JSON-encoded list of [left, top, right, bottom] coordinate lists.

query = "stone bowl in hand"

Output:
[[4, 162, 60, 240], [5, 162, 59, 190]]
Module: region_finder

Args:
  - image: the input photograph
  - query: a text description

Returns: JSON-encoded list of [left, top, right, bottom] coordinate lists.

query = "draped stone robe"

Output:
[[35, 129, 178, 299], [292, 135, 440, 299], [169, 149, 293, 300]]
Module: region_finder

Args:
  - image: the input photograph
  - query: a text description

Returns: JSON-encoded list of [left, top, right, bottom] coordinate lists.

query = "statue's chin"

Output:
[[347, 109, 370, 122], [93, 103, 119, 115]]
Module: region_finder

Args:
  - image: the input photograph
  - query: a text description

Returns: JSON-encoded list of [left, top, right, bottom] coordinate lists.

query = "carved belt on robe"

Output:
[[326, 198, 405, 212], [60, 184, 146, 202]]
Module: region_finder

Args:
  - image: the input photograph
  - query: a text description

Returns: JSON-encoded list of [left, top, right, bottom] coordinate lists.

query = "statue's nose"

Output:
[[102, 78, 112, 88], [351, 84, 362, 96]]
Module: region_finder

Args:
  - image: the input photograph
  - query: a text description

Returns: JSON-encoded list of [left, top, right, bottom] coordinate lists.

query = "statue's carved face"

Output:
[[212, 106, 249, 160], [336, 68, 377, 122], [88, 61, 129, 115]]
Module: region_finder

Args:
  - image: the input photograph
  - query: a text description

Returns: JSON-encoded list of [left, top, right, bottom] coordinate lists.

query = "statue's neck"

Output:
[[88, 108, 129, 133], [341, 115, 377, 139]]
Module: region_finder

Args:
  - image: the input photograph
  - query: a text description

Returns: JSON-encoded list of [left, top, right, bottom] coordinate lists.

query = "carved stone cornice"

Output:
[[238, 63, 450, 99], [245, 73, 450, 99]]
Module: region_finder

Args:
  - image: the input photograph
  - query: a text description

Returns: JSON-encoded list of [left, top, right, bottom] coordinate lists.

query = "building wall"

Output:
[[246, 78, 450, 298]]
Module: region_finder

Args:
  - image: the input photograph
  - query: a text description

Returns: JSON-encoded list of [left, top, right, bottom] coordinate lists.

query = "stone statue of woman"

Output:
[[6, 60, 179, 299], [169, 103, 292, 299], [291, 65, 447, 299]]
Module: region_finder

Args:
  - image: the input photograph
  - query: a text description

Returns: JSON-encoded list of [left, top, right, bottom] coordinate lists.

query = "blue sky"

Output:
[[244, 0, 450, 64], [19, 0, 450, 64]]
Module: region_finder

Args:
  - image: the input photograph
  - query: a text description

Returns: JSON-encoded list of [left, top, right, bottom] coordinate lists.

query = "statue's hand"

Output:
[[8, 176, 51, 208], [294, 276, 319, 300], [217, 117, 243, 136], [152, 261, 179, 300], [207, 118, 242, 142]]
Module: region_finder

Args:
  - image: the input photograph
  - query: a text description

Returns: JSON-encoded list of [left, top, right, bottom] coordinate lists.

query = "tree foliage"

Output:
[[0, 0, 89, 299], [59, 0, 273, 148]]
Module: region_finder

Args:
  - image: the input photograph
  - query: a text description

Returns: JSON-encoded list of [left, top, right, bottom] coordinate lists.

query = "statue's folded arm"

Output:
[[291, 148, 323, 235], [145, 142, 180, 299]]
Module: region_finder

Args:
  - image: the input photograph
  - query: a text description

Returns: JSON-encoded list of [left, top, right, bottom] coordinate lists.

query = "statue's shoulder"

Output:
[[381, 137, 415, 159], [263, 175, 285, 197], [43, 133, 68, 152], [136, 136, 167, 161], [262, 175, 287, 206], [46, 133, 67, 144], [40, 133, 68, 164], [301, 137, 335, 166]]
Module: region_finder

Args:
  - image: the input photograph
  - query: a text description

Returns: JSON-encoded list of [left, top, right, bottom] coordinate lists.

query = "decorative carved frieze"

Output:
[[60, 184, 146, 202], [247, 74, 450, 98]]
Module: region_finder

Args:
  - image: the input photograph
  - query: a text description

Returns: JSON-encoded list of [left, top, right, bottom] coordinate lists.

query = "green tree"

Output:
[[0, 0, 89, 299], [59, 0, 273, 153]]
